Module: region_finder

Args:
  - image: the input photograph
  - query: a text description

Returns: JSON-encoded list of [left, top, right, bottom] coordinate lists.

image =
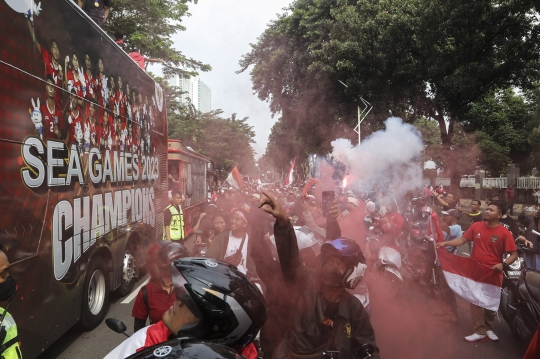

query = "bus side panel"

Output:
[[0, 0, 168, 357]]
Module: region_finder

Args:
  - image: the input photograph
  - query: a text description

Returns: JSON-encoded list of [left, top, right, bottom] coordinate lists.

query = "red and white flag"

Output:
[[430, 212, 502, 311], [283, 158, 296, 187], [226, 165, 245, 189]]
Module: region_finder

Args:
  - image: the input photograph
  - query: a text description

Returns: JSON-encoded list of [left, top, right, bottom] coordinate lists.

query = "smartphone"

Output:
[[322, 191, 335, 217]]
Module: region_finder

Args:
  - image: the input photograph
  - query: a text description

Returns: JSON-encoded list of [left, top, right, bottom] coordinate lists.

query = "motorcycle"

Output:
[[500, 243, 540, 342], [365, 226, 404, 290], [401, 210, 439, 297]]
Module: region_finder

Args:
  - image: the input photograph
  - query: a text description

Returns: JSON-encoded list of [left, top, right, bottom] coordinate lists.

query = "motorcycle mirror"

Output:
[[105, 318, 130, 337]]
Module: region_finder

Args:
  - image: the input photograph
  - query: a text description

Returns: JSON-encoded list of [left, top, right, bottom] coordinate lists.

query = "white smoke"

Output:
[[331, 117, 424, 197]]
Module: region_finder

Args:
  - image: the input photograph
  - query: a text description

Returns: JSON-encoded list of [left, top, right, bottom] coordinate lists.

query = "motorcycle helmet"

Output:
[[126, 340, 243, 359], [148, 241, 190, 280], [171, 258, 267, 349], [320, 238, 366, 289]]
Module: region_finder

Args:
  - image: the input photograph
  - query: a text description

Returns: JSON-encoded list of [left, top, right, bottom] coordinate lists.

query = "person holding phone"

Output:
[[259, 191, 379, 359]]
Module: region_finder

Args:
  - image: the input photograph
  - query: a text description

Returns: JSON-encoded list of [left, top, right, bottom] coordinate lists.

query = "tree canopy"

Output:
[[241, 0, 540, 180], [106, 0, 210, 77]]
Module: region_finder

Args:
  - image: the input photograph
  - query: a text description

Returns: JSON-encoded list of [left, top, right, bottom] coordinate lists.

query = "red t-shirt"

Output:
[[67, 69, 84, 98], [129, 52, 145, 69], [505, 188, 515, 202], [40, 45, 63, 108], [463, 222, 517, 267], [40, 101, 62, 141], [131, 281, 177, 325], [67, 109, 83, 145]]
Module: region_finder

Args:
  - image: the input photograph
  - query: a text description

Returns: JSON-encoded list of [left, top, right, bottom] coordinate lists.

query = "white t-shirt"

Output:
[[225, 232, 249, 274]]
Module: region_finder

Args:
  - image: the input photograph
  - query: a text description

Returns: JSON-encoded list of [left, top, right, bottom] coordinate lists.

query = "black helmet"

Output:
[[320, 238, 366, 289], [147, 241, 190, 281], [171, 258, 267, 349], [126, 340, 243, 359]]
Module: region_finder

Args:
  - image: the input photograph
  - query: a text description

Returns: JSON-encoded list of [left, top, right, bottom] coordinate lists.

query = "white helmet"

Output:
[[270, 226, 320, 251]]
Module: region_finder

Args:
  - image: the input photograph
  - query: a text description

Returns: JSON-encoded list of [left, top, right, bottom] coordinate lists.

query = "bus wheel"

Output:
[[79, 257, 110, 331], [115, 243, 137, 297]]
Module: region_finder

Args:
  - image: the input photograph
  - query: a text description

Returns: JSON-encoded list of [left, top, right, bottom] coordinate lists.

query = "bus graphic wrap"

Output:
[[0, 0, 168, 357]]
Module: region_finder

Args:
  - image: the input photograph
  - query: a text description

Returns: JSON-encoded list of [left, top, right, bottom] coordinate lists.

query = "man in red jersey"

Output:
[[40, 75, 63, 141], [27, 19, 63, 108], [436, 201, 517, 343]]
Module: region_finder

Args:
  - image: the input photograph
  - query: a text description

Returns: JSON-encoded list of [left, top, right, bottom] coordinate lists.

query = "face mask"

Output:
[[0, 276, 16, 302]]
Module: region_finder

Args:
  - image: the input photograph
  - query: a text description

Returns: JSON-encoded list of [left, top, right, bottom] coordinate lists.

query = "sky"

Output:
[[151, 0, 293, 159]]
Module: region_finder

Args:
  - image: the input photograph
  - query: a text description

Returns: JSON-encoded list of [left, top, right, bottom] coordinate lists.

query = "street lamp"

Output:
[[338, 80, 373, 145]]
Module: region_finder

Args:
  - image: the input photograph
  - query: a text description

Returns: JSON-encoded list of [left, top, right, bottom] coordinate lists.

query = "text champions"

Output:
[[20, 137, 159, 281]]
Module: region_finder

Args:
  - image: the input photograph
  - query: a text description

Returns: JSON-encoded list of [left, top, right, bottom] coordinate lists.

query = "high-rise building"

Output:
[[198, 80, 211, 113], [168, 75, 211, 113]]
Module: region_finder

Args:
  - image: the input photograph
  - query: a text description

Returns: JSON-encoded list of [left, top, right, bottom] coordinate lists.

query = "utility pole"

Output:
[[339, 81, 372, 145]]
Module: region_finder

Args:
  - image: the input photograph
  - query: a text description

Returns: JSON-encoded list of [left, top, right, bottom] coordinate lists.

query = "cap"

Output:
[[491, 192, 501, 198], [346, 190, 354, 195], [251, 193, 261, 200], [441, 209, 461, 219]]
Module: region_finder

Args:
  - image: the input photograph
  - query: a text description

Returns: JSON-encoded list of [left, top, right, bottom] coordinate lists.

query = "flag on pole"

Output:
[[283, 159, 296, 187], [430, 212, 502, 311], [225, 165, 244, 189]]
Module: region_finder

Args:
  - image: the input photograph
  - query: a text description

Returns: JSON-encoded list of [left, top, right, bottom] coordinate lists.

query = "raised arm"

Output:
[[259, 191, 309, 285], [26, 18, 41, 54]]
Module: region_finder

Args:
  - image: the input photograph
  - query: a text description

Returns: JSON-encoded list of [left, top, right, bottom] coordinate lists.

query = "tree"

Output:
[[240, 0, 540, 185], [462, 88, 539, 175], [106, 0, 210, 77]]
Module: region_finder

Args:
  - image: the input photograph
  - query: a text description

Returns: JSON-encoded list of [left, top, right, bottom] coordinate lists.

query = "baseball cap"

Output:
[[441, 209, 461, 219]]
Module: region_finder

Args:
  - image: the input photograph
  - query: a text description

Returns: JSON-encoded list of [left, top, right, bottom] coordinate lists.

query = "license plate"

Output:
[[509, 271, 521, 276]]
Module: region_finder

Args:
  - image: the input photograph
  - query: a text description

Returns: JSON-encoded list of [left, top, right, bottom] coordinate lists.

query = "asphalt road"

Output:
[[38, 270, 531, 359]]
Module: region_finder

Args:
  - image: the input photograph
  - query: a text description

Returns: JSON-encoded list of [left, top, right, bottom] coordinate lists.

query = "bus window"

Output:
[[168, 161, 179, 191]]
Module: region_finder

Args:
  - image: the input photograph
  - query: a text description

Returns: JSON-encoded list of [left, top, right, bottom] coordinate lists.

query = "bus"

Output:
[[0, 0, 200, 357], [167, 139, 214, 235]]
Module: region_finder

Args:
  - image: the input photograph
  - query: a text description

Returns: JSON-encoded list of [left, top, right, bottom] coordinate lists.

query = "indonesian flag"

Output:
[[226, 165, 244, 189], [430, 212, 502, 311], [283, 158, 296, 187]]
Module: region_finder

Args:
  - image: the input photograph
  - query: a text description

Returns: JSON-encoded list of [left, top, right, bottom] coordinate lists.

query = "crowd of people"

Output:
[[102, 178, 540, 358]]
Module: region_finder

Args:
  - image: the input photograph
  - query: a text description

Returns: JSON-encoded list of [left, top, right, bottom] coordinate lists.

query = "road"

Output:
[[38, 271, 531, 359]]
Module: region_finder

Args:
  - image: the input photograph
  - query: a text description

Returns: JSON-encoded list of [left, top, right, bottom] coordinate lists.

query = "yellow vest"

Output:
[[164, 204, 184, 240], [0, 308, 21, 359]]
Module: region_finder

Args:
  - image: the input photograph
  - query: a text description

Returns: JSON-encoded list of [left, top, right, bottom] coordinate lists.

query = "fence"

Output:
[[482, 177, 507, 188], [428, 176, 540, 189], [517, 177, 540, 189], [460, 178, 476, 188]]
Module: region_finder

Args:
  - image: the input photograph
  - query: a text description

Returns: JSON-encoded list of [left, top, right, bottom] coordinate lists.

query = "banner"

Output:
[[283, 158, 296, 187], [226, 166, 244, 189], [430, 212, 502, 311]]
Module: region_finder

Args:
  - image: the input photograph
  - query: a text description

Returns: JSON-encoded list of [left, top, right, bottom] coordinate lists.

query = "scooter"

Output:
[[105, 318, 266, 358], [365, 226, 404, 290], [500, 243, 540, 342]]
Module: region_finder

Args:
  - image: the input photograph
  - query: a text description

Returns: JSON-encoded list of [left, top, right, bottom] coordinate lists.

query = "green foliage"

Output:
[[462, 88, 539, 175], [106, 0, 210, 77], [241, 0, 540, 179]]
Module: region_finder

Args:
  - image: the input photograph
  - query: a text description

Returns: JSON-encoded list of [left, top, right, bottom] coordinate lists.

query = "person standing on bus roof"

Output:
[[77, 0, 109, 27], [164, 189, 185, 242], [0, 246, 22, 359]]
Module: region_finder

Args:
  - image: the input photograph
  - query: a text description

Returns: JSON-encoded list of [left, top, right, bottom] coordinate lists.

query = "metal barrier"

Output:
[[423, 176, 540, 189], [482, 177, 507, 188], [460, 178, 476, 188], [517, 177, 540, 189]]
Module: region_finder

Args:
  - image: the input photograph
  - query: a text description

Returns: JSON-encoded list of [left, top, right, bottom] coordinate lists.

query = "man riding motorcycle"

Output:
[[259, 191, 379, 359], [105, 258, 267, 359]]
